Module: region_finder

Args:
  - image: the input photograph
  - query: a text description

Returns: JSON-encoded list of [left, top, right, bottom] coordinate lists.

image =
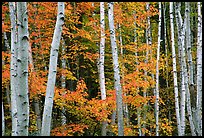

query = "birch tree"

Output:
[[185, 2, 196, 136], [175, 3, 183, 97], [61, 36, 67, 126], [142, 3, 150, 134], [9, 2, 18, 136], [185, 3, 194, 97], [41, 2, 65, 136], [170, 2, 181, 136], [196, 2, 202, 136], [108, 2, 124, 136], [99, 2, 107, 136], [2, 102, 5, 136], [155, 2, 162, 136], [176, 2, 187, 135], [16, 2, 29, 136]]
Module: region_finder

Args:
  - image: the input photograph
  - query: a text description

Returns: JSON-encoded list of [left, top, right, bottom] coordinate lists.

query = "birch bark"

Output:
[[41, 2, 64, 136], [175, 3, 183, 98], [2, 102, 5, 136], [99, 2, 107, 136], [61, 36, 67, 127], [185, 2, 196, 136], [170, 2, 181, 136], [176, 3, 187, 135], [16, 2, 29, 136], [9, 2, 18, 136], [155, 2, 162, 136], [108, 2, 124, 136], [142, 3, 150, 134], [196, 2, 202, 136], [185, 3, 194, 91]]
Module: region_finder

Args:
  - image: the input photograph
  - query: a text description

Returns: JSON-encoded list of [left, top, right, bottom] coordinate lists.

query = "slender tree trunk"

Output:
[[170, 2, 182, 136], [2, 102, 5, 136], [33, 98, 42, 135], [189, 4, 197, 131], [133, 11, 142, 136], [108, 2, 124, 136], [177, 3, 187, 135], [61, 36, 67, 127], [16, 2, 30, 136], [142, 3, 151, 135], [137, 107, 142, 136], [9, 2, 18, 136], [185, 2, 194, 95], [118, 22, 129, 127], [99, 2, 107, 136], [27, 27, 42, 136], [185, 2, 196, 136], [3, 30, 12, 117], [175, 3, 183, 98], [163, 2, 171, 121], [155, 2, 162, 136], [186, 83, 196, 136], [145, 3, 154, 134], [41, 2, 64, 136], [196, 2, 202, 136]]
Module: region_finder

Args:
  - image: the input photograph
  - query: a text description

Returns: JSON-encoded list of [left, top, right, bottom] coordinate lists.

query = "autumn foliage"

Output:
[[2, 2, 199, 136]]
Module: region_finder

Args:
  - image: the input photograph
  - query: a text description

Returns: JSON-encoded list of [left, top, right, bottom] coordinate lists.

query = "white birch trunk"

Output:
[[99, 2, 107, 136], [9, 2, 18, 136], [108, 2, 124, 136], [137, 107, 142, 136], [2, 102, 5, 136], [99, 1, 106, 108], [177, 4, 187, 135], [170, 2, 182, 136], [61, 36, 67, 126], [142, 3, 151, 135], [41, 2, 64, 136], [16, 2, 29, 136], [175, 3, 183, 97], [185, 2, 194, 89], [186, 84, 196, 136], [155, 2, 162, 136], [184, 2, 196, 136], [196, 2, 202, 136]]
